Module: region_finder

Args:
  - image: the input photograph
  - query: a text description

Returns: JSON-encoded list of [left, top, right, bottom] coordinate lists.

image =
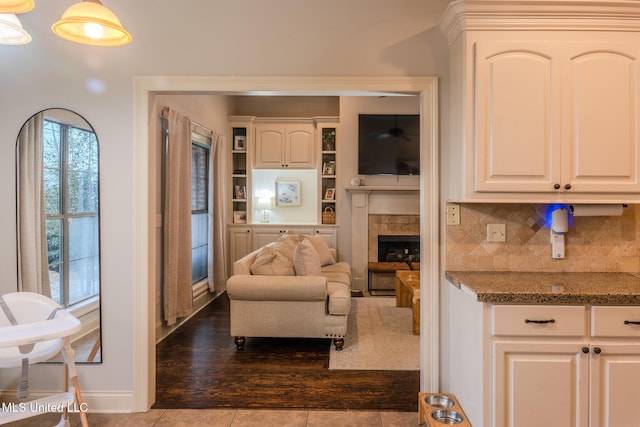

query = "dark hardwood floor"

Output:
[[154, 293, 420, 411]]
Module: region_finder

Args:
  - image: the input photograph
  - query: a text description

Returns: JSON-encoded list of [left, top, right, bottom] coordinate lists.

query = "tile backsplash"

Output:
[[446, 203, 639, 272]]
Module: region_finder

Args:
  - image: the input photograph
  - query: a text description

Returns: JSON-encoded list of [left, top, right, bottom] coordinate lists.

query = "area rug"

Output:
[[329, 296, 420, 371]]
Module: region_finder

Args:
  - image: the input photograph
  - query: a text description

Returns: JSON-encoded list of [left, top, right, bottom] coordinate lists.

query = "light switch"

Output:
[[487, 224, 506, 243]]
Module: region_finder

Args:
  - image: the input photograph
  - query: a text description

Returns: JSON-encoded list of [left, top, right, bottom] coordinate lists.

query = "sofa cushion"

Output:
[[303, 235, 335, 266], [321, 261, 351, 278], [293, 239, 322, 276], [249, 230, 301, 276], [250, 246, 295, 276]]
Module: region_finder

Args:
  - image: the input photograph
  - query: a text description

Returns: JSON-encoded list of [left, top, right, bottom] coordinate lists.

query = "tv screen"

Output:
[[358, 114, 420, 176]]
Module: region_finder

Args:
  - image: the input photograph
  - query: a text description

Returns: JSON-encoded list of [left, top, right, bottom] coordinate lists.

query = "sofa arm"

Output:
[[226, 275, 328, 302]]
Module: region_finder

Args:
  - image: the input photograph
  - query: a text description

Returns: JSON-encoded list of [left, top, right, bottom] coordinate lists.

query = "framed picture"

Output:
[[233, 135, 246, 151], [324, 187, 335, 200], [233, 211, 247, 224], [275, 181, 301, 207], [322, 160, 335, 176], [234, 184, 246, 200]]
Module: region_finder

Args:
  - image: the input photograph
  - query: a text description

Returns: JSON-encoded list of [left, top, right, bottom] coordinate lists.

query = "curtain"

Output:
[[16, 112, 51, 296], [161, 107, 193, 326], [208, 132, 228, 292]]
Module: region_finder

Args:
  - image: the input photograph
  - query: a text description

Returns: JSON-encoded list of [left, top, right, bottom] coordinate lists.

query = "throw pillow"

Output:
[[304, 235, 336, 266], [250, 247, 295, 276], [293, 239, 322, 276]]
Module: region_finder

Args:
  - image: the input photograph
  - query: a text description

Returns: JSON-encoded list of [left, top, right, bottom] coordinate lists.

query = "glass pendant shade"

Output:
[[51, 0, 131, 46], [0, 13, 31, 45], [0, 0, 34, 14]]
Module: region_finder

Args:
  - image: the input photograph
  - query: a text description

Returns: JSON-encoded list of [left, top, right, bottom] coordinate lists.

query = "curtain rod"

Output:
[[160, 107, 214, 138]]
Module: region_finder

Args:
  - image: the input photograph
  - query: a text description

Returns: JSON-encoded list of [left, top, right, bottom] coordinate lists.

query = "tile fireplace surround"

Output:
[[346, 186, 420, 291]]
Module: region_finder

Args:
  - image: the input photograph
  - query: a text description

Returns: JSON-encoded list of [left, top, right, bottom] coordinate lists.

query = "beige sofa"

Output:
[[226, 232, 352, 350]]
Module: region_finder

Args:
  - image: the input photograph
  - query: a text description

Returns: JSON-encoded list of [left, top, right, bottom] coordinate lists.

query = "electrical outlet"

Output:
[[446, 204, 460, 225], [487, 224, 506, 243]]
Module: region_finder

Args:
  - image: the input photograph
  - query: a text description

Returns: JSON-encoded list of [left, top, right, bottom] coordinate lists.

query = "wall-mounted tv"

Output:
[[358, 114, 420, 176]]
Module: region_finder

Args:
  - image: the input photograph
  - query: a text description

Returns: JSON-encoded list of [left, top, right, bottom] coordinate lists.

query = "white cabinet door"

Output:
[[493, 342, 589, 427], [254, 125, 286, 168], [228, 227, 252, 273], [254, 124, 314, 169], [285, 125, 315, 168], [589, 343, 640, 427], [474, 41, 563, 193], [563, 42, 640, 193]]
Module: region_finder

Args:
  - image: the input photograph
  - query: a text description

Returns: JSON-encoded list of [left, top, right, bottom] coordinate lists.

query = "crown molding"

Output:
[[439, 0, 640, 45]]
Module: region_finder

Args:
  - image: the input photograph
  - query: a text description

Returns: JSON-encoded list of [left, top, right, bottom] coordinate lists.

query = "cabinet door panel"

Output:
[[564, 43, 640, 192], [590, 344, 640, 427], [255, 126, 285, 168], [475, 42, 562, 192], [286, 126, 315, 168], [494, 342, 588, 427]]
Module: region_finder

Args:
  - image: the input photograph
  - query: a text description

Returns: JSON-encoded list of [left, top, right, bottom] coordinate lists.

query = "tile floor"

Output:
[[7, 408, 422, 426]]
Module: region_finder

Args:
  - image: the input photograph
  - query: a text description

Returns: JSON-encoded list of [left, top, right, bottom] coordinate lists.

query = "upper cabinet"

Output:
[[254, 119, 315, 169], [440, 1, 640, 203]]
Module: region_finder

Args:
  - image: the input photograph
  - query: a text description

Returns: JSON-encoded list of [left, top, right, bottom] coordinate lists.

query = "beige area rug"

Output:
[[329, 296, 420, 370]]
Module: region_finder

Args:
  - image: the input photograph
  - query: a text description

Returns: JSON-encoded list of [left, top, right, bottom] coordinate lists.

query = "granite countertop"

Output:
[[445, 271, 640, 305]]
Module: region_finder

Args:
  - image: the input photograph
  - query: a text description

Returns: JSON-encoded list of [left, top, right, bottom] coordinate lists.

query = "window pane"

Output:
[[68, 127, 98, 214], [191, 144, 208, 212], [68, 256, 99, 305], [44, 167, 61, 214], [46, 219, 63, 305], [69, 216, 99, 261], [191, 212, 208, 283]]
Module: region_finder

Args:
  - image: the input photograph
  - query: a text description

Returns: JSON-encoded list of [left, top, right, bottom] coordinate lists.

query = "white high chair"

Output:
[[0, 292, 89, 427]]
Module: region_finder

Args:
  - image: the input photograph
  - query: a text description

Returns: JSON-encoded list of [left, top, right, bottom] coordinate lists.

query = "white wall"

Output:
[[0, 0, 450, 411]]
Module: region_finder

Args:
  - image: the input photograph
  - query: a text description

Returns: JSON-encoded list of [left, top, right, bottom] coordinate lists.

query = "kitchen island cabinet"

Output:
[[442, 271, 640, 427]]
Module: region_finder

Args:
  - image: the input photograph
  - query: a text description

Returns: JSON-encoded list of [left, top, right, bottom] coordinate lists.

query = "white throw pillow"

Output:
[[304, 235, 336, 266], [250, 247, 295, 276], [293, 239, 322, 276]]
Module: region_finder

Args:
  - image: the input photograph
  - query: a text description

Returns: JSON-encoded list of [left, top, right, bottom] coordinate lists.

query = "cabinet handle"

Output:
[[582, 347, 589, 354], [553, 183, 561, 190], [593, 347, 602, 355], [624, 320, 640, 325], [564, 184, 572, 190], [524, 319, 555, 324]]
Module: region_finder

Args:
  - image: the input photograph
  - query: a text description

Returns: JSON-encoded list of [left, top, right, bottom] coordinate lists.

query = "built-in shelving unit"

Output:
[[317, 118, 338, 224], [229, 116, 254, 224]]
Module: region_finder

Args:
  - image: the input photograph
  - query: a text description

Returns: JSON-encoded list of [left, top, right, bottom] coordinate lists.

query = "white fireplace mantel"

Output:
[[345, 185, 420, 291]]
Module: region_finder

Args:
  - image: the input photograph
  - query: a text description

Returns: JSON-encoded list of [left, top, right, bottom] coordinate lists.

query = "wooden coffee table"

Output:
[[395, 270, 420, 335]]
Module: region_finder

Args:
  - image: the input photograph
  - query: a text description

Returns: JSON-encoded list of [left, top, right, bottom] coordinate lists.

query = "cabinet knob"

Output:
[[582, 346, 589, 354], [553, 183, 561, 190], [593, 347, 602, 355], [564, 183, 572, 190]]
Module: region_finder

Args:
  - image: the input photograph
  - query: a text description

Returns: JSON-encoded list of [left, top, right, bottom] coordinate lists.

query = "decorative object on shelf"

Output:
[[52, 0, 132, 46], [324, 187, 335, 200], [322, 206, 336, 224], [233, 135, 246, 151], [0, 12, 31, 45], [256, 196, 272, 223], [234, 185, 246, 200], [350, 177, 362, 186], [233, 211, 247, 224], [0, 0, 34, 14], [323, 160, 336, 176], [275, 180, 301, 207], [322, 129, 336, 151]]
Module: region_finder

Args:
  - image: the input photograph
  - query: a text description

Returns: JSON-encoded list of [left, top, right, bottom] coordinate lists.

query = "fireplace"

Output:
[[378, 235, 420, 264]]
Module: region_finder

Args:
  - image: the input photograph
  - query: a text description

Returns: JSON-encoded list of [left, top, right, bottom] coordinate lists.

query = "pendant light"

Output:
[[0, 13, 31, 45], [0, 0, 34, 14], [52, 0, 131, 46]]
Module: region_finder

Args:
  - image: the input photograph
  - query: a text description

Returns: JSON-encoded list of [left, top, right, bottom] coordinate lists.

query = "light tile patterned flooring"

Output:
[[7, 408, 421, 426]]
